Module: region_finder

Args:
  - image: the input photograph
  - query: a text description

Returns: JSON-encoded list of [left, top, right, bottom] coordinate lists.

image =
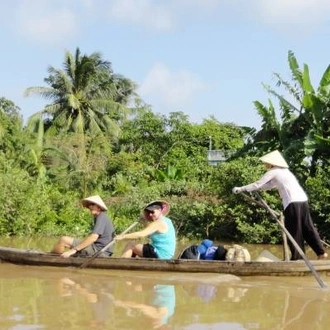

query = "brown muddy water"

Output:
[[0, 237, 330, 330]]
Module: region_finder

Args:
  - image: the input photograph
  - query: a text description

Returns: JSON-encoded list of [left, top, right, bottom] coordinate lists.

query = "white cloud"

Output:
[[104, 0, 330, 35], [108, 0, 174, 31], [254, 0, 330, 32], [138, 63, 206, 108], [15, 1, 79, 45], [8, 0, 330, 43]]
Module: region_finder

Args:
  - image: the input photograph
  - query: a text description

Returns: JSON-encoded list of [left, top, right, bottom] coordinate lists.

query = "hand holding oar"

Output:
[[241, 192, 327, 289], [80, 221, 138, 269]]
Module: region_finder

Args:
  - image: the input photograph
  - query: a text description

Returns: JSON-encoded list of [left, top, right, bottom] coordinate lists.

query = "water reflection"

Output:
[[112, 281, 175, 329], [57, 277, 176, 330], [1, 262, 330, 329], [57, 277, 115, 329], [269, 289, 329, 330], [182, 283, 248, 304]]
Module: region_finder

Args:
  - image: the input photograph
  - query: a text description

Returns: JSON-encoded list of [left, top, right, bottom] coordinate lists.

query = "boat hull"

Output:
[[1, 246, 330, 276]]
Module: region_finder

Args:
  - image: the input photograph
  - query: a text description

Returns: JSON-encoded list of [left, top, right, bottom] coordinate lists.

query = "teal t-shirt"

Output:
[[149, 217, 176, 259]]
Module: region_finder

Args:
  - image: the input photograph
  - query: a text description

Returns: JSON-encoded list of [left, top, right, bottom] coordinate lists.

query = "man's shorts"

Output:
[[71, 239, 112, 257], [142, 243, 158, 258]]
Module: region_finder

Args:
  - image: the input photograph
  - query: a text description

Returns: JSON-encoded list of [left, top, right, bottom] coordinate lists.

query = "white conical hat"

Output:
[[81, 195, 108, 211], [259, 150, 289, 168]]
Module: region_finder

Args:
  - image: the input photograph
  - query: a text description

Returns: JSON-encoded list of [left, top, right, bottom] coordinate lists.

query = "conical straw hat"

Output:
[[259, 150, 289, 168], [81, 195, 108, 211]]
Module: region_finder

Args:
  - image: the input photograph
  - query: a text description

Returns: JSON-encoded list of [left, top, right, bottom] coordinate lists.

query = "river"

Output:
[[0, 237, 329, 329]]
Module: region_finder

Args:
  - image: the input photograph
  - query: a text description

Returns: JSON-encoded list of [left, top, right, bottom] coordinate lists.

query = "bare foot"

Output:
[[317, 253, 328, 260]]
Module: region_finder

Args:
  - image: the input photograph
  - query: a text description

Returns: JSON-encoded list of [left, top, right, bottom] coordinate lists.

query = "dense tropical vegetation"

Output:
[[1, 48, 330, 245]]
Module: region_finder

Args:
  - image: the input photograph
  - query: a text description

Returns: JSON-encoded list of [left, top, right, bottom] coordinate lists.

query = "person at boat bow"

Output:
[[232, 150, 327, 261], [51, 195, 115, 258], [115, 200, 176, 259]]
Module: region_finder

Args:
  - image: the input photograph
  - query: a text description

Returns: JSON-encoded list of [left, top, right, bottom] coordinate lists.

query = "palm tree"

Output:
[[25, 48, 137, 138], [25, 48, 137, 194]]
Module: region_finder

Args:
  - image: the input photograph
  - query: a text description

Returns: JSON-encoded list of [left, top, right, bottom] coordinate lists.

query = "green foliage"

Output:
[[0, 98, 25, 162], [1, 49, 330, 247], [305, 167, 330, 239], [208, 156, 283, 243], [0, 97, 21, 118], [246, 50, 330, 177], [153, 165, 184, 182], [0, 163, 90, 236]]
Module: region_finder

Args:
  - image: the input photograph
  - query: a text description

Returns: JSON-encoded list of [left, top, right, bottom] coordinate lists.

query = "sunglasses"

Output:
[[146, 210, 156, 214]]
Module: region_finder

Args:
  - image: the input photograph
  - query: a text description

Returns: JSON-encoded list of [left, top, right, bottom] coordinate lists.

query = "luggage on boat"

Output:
[[225, 244, 251, 262], [178, 241, 250, 262], [177, 245, 200, 259]]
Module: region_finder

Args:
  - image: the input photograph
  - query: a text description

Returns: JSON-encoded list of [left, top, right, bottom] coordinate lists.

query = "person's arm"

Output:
[[235, 170, 276, 193], [115, 221, 162, 240], [59, 278, 98, 303], [75, 233, 99, 251], [61, 233, 99, 258], [259, 180, 276, 191], [114, 299, 167, 320]]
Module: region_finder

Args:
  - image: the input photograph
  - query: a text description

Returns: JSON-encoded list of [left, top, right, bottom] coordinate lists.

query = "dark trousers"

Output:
[[284, 202, 325, 260]]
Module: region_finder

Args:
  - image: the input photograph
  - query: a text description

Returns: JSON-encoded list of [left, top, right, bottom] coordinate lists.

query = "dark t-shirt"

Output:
[[91, 212, 115, 253]]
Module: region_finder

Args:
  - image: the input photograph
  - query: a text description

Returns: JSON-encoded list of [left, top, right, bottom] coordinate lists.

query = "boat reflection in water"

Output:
[[112, 281, 176, 329], [182, 282, 248, 304], [58, 277, 116, 329], [57, 274, 252, 329], [1, 263, 330, 330], [57, 276, 176, 329]]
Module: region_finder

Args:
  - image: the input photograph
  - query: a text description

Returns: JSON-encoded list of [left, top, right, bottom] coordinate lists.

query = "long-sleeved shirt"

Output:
[[241, 167, 308, 209]]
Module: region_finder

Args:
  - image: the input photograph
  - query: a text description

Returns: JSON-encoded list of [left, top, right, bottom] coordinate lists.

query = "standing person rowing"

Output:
[[232, 150, 327, 261]]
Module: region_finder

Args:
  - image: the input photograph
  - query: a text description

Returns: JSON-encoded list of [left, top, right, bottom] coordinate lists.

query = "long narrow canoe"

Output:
[[1, 246, 330, 276]]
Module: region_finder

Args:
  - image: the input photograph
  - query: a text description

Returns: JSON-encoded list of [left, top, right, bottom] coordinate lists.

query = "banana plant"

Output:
[[247, 51, 330, 175], [153, 164, 184, 182]]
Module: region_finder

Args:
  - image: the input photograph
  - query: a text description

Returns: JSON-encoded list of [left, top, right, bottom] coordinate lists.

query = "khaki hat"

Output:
[[81, 195, 108, 211], [142, 200, 170, 219], [259, 150, 289, 168]]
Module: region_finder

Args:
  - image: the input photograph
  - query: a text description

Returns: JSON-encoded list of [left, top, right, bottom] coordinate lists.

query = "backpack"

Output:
[[225, 244, 251, 262], [213, 245, 228, 260], [204, 246, 218, 260], [178, 245, 200, 259]]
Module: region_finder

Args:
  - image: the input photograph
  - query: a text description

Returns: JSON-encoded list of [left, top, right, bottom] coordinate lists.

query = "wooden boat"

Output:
[[1, 246, 330, 277]]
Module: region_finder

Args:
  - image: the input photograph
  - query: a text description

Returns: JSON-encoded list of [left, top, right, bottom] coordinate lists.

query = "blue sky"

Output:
[[2, 0, 330, 129]]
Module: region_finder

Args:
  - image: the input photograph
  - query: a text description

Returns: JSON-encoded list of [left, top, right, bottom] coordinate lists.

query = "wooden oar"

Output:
[[242, 192, 327, 289], [79, 221, 138, 269]]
